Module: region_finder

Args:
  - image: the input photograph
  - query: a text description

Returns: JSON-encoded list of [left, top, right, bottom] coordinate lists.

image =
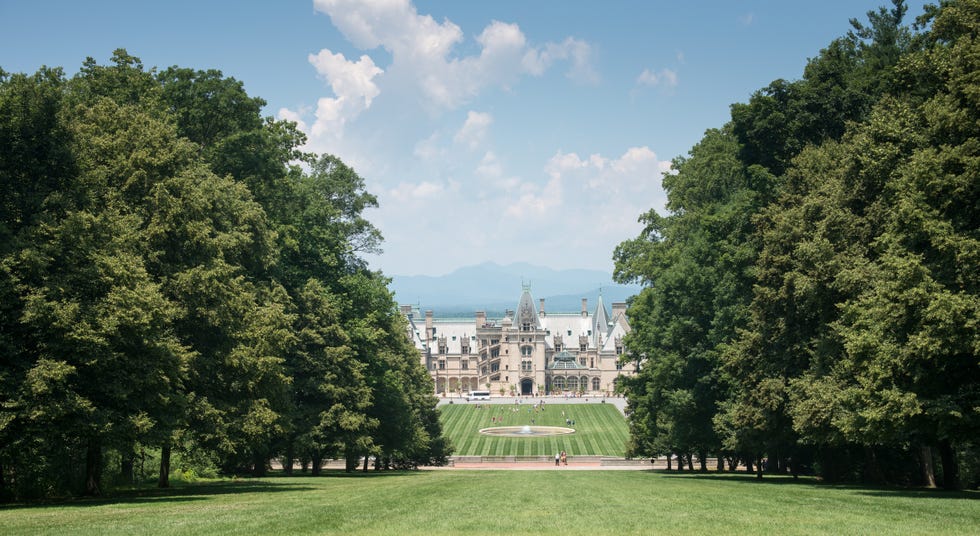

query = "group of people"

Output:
[[555, 450, 568, 466]]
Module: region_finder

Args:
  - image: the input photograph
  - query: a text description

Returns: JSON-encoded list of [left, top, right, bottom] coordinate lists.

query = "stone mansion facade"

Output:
[[400, 287, 635, 397]]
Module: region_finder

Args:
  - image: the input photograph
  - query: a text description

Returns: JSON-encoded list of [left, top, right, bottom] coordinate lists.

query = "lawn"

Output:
[[439, 402, 629, 456], [1, 471, 977, 535]]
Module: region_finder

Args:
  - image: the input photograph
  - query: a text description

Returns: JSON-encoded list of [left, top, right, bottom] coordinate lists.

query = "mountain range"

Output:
[[389, 262, 642, 316]]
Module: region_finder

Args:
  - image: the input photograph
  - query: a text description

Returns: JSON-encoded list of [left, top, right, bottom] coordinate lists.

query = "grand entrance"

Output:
[[520, 378, 534, 395]]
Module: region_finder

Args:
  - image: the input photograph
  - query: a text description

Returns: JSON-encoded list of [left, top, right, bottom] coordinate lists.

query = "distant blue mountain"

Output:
[[389, 262, 642, 316]]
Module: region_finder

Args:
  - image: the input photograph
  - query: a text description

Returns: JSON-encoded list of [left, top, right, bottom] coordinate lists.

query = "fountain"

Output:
[[478, 425, 575, 437]]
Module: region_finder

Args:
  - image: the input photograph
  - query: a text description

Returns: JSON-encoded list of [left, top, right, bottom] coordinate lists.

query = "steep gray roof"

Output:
[[514, 285, 541, 329], [592, 292, 611, 342]]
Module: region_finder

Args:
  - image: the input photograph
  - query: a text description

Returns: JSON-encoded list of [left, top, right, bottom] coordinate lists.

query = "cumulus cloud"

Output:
[[389, 180, 445, 203], [306, 49, 383, 136], [636, 67, 678, 88], [454, 111, 493, 150], [277, 106, 308, 132], [312, 0, 596, 110]]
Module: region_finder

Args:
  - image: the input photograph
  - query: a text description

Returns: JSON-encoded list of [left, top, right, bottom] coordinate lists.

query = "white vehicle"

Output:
[[466, 390, 491, 401]]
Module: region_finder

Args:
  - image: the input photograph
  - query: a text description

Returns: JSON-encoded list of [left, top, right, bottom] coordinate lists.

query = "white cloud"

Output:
[[389, 180, 445, 202], [522, 37, 598, 84], [305, 49, 383, 136], [636, 68, 678, 88], [454, 111, 493, 150], [413, 132, 444, 161], [312, 0, 596, 110], [276, 107, 308, 132], [739, 13, 755, 26]]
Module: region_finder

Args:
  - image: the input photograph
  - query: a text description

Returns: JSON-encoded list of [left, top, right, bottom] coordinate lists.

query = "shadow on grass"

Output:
[[0, 480, 313, 511], [655, 471, 980, 500], [0, 469, 429, 511]]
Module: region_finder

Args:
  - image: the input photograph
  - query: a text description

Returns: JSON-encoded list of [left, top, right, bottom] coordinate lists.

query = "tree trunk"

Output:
[[698, 450, 708, 472], [666, 455, 672, 471], [919, 446, 937, 488], [252, 452, 267, 477], [687, 454, 694, 471], [716, 455, 724, 472], [755, 455, 763, 479], [745, 458, 753, 474], [938, 440, 960, 490], [283, 443, 294, 476], [85, 438, 102, 496], [158, 443, 171, 488], [344, 447, 358, 473], [362, 454, 369, 473], [311, 452, 322, 477], [120, 453, 134, 485], [863, 446, 884, 484]]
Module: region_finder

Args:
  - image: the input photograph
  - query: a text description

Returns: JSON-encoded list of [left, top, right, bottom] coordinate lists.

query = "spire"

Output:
[[593, 291, 611, 340], [515, 285, 541, 329]]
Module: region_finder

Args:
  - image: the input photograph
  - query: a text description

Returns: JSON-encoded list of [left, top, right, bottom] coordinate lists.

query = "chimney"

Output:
[[425, 310, 434, 340], [539, 298, 546, 317], [399, 304, 412, 316], [612, 302, 627, 321], [581, 298, 588, 317], [476, 310, 486, 328]]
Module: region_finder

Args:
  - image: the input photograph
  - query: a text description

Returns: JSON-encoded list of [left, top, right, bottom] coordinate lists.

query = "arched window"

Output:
[[553, 376, 565, 391], [567, 376, 579, 391], [592, 377, 601, 391]]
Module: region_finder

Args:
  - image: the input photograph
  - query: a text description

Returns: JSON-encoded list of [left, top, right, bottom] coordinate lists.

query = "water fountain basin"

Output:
[[478, 425, 576, 437]]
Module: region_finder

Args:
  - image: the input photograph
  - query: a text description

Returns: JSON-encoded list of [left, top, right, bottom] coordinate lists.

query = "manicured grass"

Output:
[[439, 402, 629, 456], [1, 471, 977, 535]]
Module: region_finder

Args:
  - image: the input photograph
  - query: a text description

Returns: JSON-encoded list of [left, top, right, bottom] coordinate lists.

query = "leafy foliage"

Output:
[[616, 0, 980, 488], [0, 49, 447, 500]]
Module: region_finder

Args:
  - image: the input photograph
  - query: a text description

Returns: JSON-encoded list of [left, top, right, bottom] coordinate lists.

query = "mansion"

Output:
[[401, 287, 636, 397]]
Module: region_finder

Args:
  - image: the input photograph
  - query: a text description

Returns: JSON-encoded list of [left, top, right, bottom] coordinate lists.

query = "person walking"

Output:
[[560, 450, 567, 466], [555, 452, 560, 466]]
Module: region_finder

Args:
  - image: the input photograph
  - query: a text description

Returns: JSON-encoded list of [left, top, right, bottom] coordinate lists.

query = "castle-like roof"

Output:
[[514, 285, 541, 329]]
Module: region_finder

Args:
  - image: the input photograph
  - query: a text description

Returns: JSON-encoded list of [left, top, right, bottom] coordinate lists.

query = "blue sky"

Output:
[[1, 0, 930, 276]]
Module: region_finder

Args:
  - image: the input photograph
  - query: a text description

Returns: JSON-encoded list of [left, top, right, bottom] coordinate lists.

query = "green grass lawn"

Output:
[[439, 402, 629, 456], [1, 471, 977, 535]]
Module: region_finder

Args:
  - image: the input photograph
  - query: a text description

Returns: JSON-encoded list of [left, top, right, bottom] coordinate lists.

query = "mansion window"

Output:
[[616, 362, 623, 370], [491, 363, 500, 373], [461, 345, 470, 355], [462, 360, 469, 370], [592, 377, 601, 391], [521, 346, 533, 357], [579, 357, 586, 366], [439, 360, 445, 370], [580, 344, 587, 352], [521, 322, 532, 332], [616, 345, 624, 355], [521, 360, 532, 372]]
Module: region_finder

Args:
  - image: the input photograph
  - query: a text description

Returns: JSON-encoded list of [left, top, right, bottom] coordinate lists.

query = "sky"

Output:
[[1, 0, 930, 276]]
